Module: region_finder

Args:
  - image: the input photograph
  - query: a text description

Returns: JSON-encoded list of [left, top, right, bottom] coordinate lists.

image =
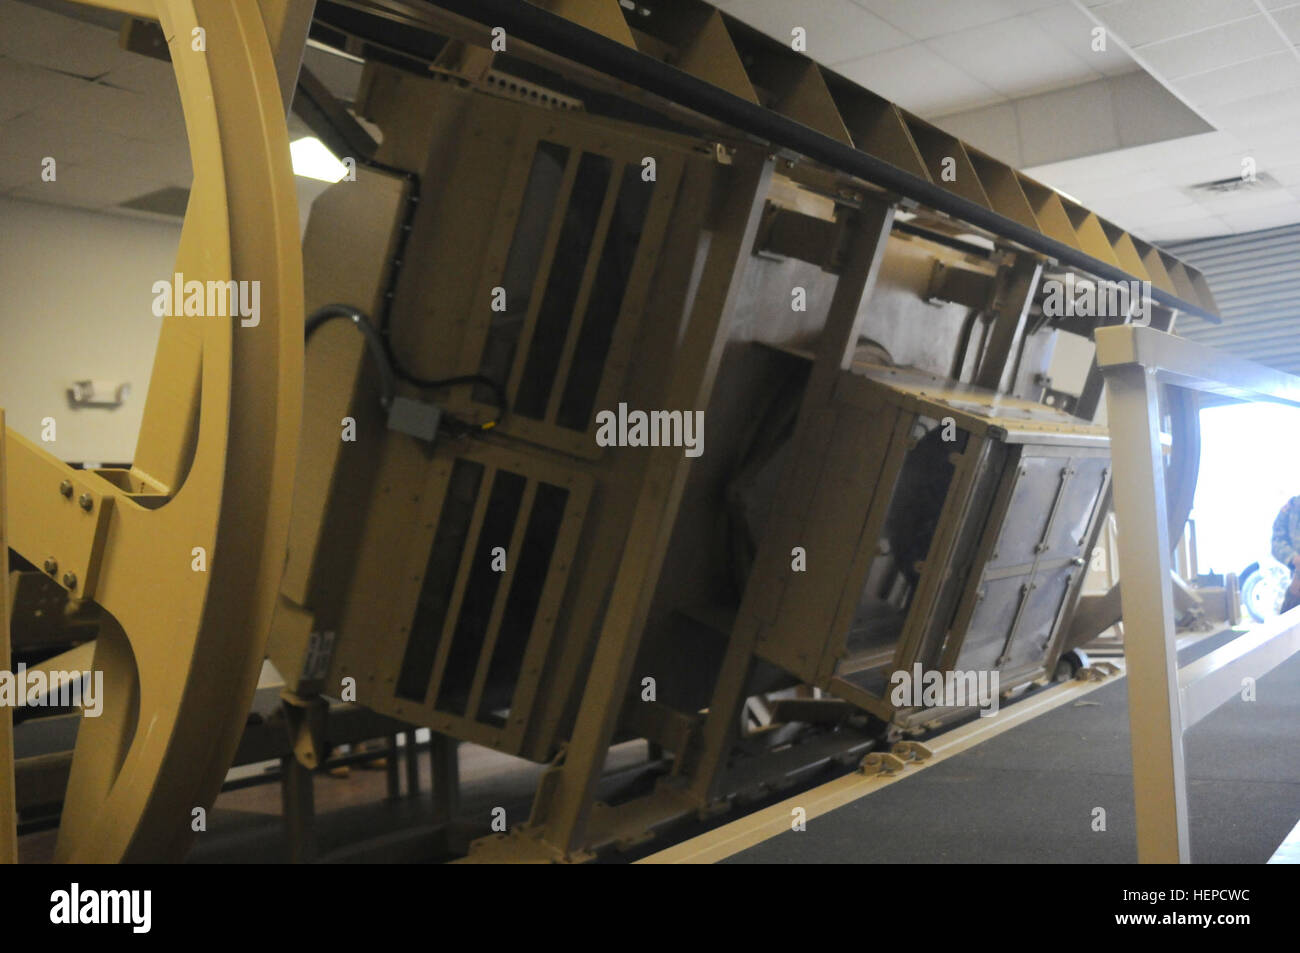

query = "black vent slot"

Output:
[[514, 151, 613, 419], [556, 165, 654, 431], [477, 481, 570, 719], [397, 458, 484, 702], [475, 141, 570, 404], [434, 469, 528, 714]]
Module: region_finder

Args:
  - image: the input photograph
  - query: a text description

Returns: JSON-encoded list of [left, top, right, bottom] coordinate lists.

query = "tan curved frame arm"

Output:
[[2, 0, 302, 861]]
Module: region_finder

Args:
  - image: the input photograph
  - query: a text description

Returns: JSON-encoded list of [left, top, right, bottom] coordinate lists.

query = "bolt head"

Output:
[[62, 572, 77, 590], [43, 558, 57, 575], [59, 480, 73, 498], [78, 493, 93, 512]]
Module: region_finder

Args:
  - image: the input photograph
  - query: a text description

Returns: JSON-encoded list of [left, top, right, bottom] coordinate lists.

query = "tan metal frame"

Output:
[[345, 0, 1219, 322], [1098, 325, 1300, 863], [641, 659, 1125, 864], [3, 0, 304, 861], [1, 415, 13, 863]]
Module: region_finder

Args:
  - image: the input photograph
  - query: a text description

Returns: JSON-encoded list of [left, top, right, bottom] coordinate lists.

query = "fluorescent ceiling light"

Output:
[[290, 136, 347, 183]]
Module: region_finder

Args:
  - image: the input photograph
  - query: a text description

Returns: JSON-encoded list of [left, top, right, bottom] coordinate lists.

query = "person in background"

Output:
[[1272, 495, 1300, 613]]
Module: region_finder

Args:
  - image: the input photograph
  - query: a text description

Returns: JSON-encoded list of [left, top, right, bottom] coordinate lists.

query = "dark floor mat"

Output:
[[725, 629, 1300, 863]]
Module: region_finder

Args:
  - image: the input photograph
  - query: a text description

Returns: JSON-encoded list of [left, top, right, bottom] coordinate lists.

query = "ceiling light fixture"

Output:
[[290, 136, 348, 183]]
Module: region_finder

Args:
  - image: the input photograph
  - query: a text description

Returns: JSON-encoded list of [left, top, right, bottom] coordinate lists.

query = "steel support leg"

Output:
[[429, 733, 460, 824], [688, 198, 896, 805], [281, 754, 316, 863], [386, 734, 401, 800], [0, 416, 14, 864], [1106, 365, 1189, 863], [975, 256, 1042, 394], [404, 731, 421, 796], [535, 154, 774, 856]]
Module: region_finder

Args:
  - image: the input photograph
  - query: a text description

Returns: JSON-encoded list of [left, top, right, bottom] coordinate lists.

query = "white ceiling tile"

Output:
[[1193, 185, 1293, 213], [1145, 216, 1233, 241], [1253, 145, 1300, 174], [1075, 168, 1170, 197], [7, 160, 168, 210], [31, 77, 170, 142], [1200, 86, 1300, 131], [1015, 81, 1119, 164], [1136, 16, 1287, 79], [1269, 160, 1300, 186], [1161, 152, 1257, 186], [0, 2, 123, 78], [100, 55, 177, 98], [1090, 48, 1144, 76], [999, 0, 1065, 12], [1027, 147, 1163, 188], [1088, 0, 1260, 47], [1029, 5, 1142, 76], [833, 44, 1003, 114], [1231, 119, 1300, 156], [1217, 201, 1300, 232], [926, 17, 1102, 99], [1260, 0, 1300, 10], [1110, 187, 1203, 215], [1107, 71, 1214, 148], [849, 0, 1019, 41], [930, 101, 1022, 164], [0, 56, 68, 121], [1176, 52, 1300, 107], [0, 111, 131, 175], [1122, 132, 1250, 170], [1022, 154, 1106, 185], [302, 42, 366, 103], [1269, 4, 1300, 43], [723, 0, 910, 63]]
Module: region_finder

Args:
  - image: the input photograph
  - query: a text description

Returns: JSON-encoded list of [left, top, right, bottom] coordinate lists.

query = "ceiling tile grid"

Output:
[[1066, 0, 1300, 238], [717, 0, 1140, 116], [3, 0, 1298, 244], [0, 1, 191, 219]]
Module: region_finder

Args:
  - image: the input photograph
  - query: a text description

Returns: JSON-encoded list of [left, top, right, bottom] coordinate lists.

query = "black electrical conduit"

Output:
[[398, 0, 1220, 324]]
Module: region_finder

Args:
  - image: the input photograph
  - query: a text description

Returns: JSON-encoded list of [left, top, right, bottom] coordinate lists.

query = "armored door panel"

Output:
[[957, 573, 1027, 673], [985, 455, 1061, 568], [953, 448, 1109, 679], [439, 99, 693, 462], [1040, 456, 1109, 560], [332, 444, 593, 755], [1005, 561, 1077, 673]]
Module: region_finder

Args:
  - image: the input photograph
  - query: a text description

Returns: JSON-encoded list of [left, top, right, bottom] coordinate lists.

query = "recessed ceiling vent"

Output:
[[1188, 171, 1279, 195]]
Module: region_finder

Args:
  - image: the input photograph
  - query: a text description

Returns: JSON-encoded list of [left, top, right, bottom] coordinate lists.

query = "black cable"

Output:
[[387, 360, 508, 427], [306, 304, 396, 409], [305, 303, 506, 431]]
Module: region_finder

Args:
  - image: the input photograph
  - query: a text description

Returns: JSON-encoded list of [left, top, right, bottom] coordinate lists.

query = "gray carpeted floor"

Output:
[[726, 629, 1300, 863]]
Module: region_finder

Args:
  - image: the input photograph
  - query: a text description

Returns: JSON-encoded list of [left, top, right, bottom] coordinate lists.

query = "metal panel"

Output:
[[391, 0, 1219, 321], [1169, 224, 1300, 375], [952, 451, 1108, 677], [0, 414, 13, 864], [364, 444, 595, 754], [1098, 324, 1300, 863], [440, 102, 689, 460]]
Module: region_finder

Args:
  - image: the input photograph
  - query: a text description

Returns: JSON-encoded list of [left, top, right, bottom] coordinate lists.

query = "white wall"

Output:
[[0, 197, 180, 463]]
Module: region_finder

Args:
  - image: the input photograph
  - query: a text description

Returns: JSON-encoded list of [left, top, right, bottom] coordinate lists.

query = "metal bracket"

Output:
[[859, 751, 907, 775], [891, 740, 934, 763], [281, 691, 331, 770], [1076, 661, 1120, 681]]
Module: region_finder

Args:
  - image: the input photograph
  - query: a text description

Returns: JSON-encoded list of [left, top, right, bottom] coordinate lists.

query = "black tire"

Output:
[[1054, 649, 1089, 682], [1241, 563, 1286, 623]]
